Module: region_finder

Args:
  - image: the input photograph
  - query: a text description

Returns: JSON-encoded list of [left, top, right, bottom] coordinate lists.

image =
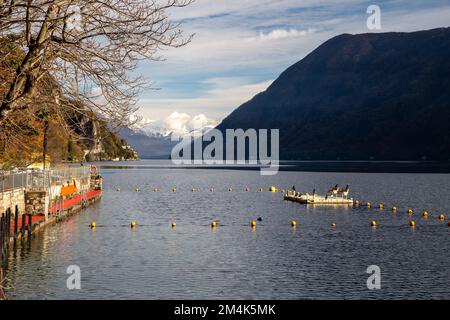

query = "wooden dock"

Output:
[[284, 190, 354, 205]]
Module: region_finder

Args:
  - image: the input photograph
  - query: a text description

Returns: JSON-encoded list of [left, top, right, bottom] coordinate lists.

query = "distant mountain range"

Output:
[[217, 27, 450, 161], [120, 114, 215, 159]]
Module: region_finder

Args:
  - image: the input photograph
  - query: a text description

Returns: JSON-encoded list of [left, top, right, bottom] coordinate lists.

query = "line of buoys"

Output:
[[90, 217, 450, 231], [439, 213, 445, 221]]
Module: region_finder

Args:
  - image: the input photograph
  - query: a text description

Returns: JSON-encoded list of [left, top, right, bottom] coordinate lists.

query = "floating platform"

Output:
[[284, 190, 354, 205]]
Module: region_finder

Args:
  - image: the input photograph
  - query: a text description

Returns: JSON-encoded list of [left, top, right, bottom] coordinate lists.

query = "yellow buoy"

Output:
[[89, 222, 97, 228], [392, 206, 397, 212], [331, 223, 336, 228], [408, 208, 414, 215], [250, 220, 257, 228], [281, 189, 285, 193], [422, 211, 429, 218], [131, 221, 137, 228], [291, 219, 297, 227], [366, 201, 371, 208], [211, 221, 217, 228], [439, 213, 445, 221], [354, 200, 360, 206], [409, 220, 416, 227], [269, 186, 277, 192], [370, 220, 377, 227], [171, 221, 177, 228], [378, 203, 384, 209]]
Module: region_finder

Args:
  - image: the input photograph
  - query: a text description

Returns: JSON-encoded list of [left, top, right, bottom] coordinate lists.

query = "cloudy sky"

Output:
[[135, 0, 450, 128]]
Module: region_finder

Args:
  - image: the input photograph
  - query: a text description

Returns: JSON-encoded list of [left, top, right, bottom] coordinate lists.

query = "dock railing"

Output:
[[0, 167, 91, 193]]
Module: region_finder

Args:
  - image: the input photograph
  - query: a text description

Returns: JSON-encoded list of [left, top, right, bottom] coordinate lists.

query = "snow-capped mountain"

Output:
[[121, 112, 218, 159], [129, 112, 218, 138]]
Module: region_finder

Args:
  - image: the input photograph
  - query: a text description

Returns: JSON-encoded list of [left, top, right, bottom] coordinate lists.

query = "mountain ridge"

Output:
[[216, 27, 450, 160]]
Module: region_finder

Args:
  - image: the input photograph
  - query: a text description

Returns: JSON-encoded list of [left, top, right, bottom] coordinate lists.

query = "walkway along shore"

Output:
[[0, 166, 102, 263]]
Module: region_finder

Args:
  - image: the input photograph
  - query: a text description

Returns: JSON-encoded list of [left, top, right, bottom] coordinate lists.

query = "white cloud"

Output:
[[251, 28, 317, 41], [163, 112, 217, 134]]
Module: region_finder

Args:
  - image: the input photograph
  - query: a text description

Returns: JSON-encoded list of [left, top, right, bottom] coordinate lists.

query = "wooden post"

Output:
[[0, 214, 3, 261], [21, 213, 26, 237], [28, 214, 33, 236], [1, 212, 6, 258], [5, 208, 10, 244], [14, 205, 19, 239]]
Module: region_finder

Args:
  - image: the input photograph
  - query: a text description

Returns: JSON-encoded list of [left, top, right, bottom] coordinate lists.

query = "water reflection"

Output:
[[2, 168, 450, 299]]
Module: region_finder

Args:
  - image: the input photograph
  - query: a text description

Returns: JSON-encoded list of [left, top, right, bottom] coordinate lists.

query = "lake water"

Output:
[[2, 163, 450, 299]]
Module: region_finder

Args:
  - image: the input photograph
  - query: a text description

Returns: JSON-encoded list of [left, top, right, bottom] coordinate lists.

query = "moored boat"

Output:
[[284, 185, 353, 205]]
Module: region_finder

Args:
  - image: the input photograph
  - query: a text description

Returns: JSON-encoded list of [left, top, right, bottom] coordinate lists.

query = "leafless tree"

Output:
[[0, 0, 193, 127]]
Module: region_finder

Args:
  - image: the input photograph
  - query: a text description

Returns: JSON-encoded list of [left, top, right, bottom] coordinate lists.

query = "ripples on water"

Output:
[[3, 165, 450, 299]]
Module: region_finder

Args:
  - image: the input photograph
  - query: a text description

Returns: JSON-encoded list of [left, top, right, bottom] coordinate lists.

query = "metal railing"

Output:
[[0, 167, 91, 193]]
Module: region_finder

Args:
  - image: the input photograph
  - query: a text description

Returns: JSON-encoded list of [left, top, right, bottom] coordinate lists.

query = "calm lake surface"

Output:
[[3, 161, 450, 299]]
